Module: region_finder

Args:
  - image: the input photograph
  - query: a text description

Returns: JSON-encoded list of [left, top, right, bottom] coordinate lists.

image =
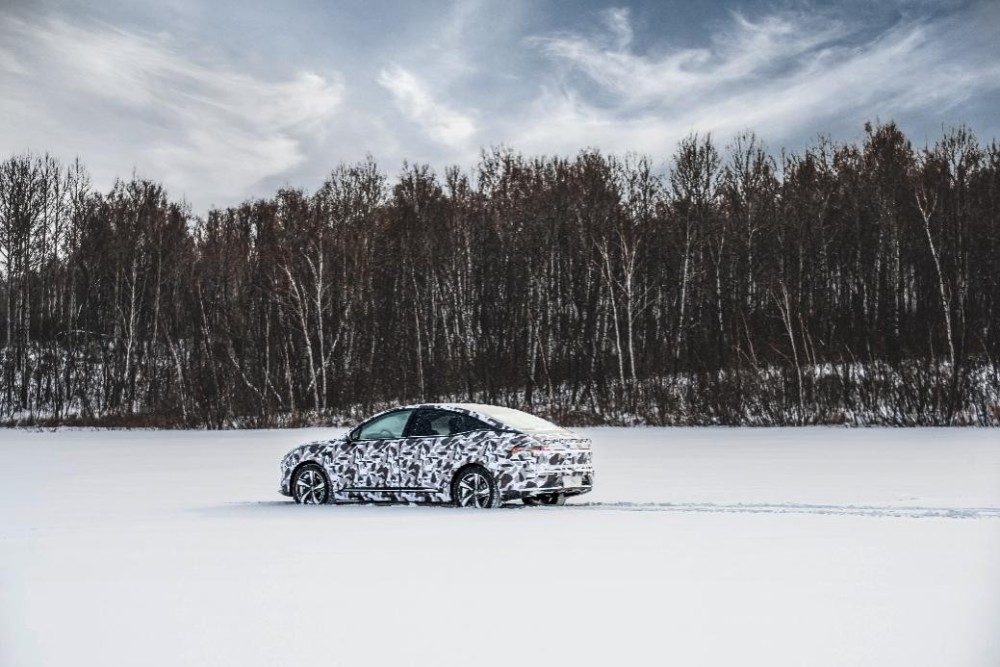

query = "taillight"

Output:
[[509, 445, 551, 460]]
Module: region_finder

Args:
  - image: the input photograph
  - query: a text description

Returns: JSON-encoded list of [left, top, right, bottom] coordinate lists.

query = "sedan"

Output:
[[279, 403, 594, 507]]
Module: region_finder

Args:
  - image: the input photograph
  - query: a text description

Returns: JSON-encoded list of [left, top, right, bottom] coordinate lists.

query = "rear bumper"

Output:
[[497, 463, 594, 500]]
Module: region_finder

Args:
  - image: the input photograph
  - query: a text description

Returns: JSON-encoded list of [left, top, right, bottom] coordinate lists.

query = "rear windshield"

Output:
[[477, 406, 566, 434]]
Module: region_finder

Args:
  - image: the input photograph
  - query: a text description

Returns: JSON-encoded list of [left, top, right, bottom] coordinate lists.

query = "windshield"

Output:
[[475, 406, 566, 433]]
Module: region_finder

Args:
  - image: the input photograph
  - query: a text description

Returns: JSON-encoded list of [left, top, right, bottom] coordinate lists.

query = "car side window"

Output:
[[355, 410, 413, 440], [406, 409, 491, 437], [406, 409, 449, 437], [446, 413, 492, 435]]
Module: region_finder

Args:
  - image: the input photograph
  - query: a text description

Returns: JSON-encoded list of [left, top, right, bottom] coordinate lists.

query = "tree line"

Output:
[[1, 122, 998, 427]]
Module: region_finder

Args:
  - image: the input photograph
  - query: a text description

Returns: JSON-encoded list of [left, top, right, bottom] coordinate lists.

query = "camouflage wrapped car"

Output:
[[280, 403, 594, 508]]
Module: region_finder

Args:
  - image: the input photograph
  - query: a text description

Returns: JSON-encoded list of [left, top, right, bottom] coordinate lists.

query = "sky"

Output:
[[1, 0, 998, 213]]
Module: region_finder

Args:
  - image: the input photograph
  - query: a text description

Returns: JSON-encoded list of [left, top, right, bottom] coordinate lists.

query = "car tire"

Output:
[[452, 465, 501, 509], [292, 463, 330, 505], [523, 494, 565, 506]]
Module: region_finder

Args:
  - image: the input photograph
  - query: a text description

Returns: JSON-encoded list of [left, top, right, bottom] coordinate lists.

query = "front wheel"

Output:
[[292, 463, 329, 504], [452, 466, 500, 508]]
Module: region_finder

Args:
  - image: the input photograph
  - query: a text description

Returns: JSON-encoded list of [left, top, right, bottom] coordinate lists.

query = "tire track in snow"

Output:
[[201, 501, 1000, 520], [564, 501, 1000, 519]]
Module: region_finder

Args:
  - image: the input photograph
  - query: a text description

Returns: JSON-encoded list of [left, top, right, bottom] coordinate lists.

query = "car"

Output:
[[279, 403, 594, 508]]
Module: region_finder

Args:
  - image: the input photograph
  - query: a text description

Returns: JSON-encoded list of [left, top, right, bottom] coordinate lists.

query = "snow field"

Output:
[[2, 427, 999, 667]]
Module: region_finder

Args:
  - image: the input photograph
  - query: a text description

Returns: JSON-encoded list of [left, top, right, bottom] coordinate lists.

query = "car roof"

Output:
[[363, 402, 563, 433]]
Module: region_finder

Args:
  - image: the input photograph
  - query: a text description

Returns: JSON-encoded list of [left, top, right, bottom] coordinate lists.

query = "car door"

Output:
[[346, 409, 413, 492], [397, 408, 449, 490], [399, 409, 492, 491]]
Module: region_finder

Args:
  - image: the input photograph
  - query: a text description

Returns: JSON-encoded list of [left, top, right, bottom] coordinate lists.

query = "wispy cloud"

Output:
[[603, 8, 633, 51], [0, 15, 343, 207], [377, 65, 476, 149], [515, 5, 1000, 157], [0, 43, 26, 75], [1, 2, 997, 211]]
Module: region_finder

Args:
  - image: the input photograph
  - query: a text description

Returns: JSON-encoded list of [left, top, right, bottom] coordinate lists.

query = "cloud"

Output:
[[1, 2, 997, 212], [377, 65, 476, 150], [0, 43, 26, 75], [515, 5, 1000, 158], [428, 0, 486, 78], [603, 8, 633, 50], [0, 15, 343, 208]]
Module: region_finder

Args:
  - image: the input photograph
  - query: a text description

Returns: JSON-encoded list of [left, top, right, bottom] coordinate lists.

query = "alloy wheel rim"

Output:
[[457, 471, 491, 508], [296, 469, 326, 504]]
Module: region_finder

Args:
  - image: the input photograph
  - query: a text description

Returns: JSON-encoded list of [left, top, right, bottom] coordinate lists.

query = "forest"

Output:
[[1, 122, 998, 427]]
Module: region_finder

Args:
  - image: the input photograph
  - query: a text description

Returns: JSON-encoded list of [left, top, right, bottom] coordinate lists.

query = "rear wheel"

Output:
[[292, 463, 329, 504], [452, 466, 500, 508], [523, 494, 565, 506]]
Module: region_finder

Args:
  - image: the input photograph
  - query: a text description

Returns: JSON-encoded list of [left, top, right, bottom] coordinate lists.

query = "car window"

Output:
[[406, 409, 449, 437], [355, 410, 413, 440], [445, 413, 492, 434], [405, 409, 491, 437]]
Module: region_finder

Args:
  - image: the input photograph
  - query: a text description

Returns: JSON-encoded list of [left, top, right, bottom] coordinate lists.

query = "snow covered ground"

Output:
[[2, 427, 999, 667]]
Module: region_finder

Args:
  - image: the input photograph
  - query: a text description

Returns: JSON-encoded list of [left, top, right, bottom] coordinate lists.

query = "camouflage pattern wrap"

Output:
[[279, 403, 594, 504]]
